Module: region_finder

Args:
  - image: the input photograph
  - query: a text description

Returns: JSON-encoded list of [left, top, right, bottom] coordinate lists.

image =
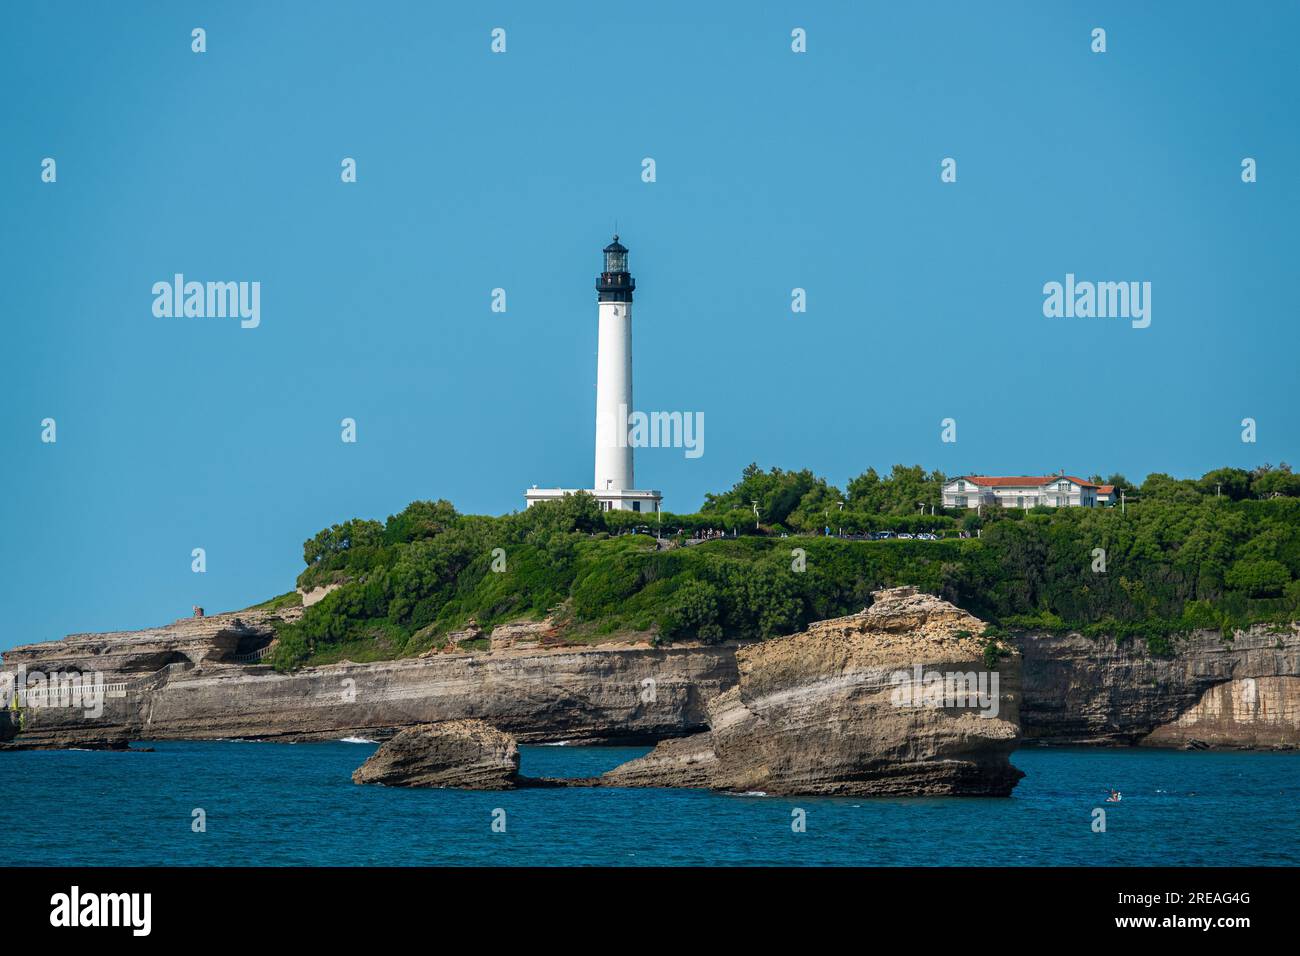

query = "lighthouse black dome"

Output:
[[597, 234, 635, 302]]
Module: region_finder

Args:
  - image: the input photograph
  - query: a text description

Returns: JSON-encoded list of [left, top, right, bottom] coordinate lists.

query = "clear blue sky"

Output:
[[2, 1, 1297, 649]]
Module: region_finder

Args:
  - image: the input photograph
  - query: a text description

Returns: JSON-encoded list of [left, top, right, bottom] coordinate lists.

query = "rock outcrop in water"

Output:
[[352, 720, 520, 789], [601, 587, 1025, 796], [599, 733, 719, 788]]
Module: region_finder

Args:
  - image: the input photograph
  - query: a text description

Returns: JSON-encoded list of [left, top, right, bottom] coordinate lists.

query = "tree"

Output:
[[302, 519, 384, 566], [786, 482, 848, 532], [1139, 473, 1198, 501], [384, 499, 459, 544], [1195, 468, 1252, 501], [846, 464, 946, 515], [1225, 559, 1291, 597], [514, 491, 604, 535], [1251, 464, 1300, 499], [1104, 473, 1137, 493], [702, 463, 835, 527]]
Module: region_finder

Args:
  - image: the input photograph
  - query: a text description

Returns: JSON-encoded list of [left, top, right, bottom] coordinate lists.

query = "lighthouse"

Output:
[[594, 235, 635, 494], [524, 234, 663, 514]]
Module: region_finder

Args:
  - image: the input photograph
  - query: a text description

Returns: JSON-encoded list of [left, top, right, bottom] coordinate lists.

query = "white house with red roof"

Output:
[[943, 473, 1110, 509]]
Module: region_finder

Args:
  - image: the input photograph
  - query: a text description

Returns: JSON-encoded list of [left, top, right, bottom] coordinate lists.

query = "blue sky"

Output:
[[2, 1, 1297, 648]]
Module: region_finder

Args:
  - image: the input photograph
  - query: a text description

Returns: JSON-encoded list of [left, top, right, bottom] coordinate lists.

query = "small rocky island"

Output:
[[352, 588, 1026, 796], [352, 720, 523, 790]]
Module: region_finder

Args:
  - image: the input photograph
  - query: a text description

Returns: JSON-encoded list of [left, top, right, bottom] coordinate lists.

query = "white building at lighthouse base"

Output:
[[524, 486, 663, 514]]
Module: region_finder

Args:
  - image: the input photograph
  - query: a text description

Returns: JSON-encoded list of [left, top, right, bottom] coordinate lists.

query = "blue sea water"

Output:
[[2, 742, 1297, 866]]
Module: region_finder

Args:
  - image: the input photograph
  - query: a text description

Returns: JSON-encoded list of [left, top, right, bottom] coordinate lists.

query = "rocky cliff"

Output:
[[2, 609, 287, 677], [1143, 676, 1300, 749], [1, 611, 739, 749], [5, 597, 1299, 753], [599, 587, 1025, 796], [351, 589, 1025, 797], [1017, 625, 1300, 747]]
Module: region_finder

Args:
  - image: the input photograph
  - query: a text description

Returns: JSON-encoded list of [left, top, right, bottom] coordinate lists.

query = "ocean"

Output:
[[3, 742, 1297, 866]]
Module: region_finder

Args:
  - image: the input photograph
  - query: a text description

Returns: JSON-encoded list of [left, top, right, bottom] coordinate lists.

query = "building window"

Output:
[[632, 501, 641, 512]]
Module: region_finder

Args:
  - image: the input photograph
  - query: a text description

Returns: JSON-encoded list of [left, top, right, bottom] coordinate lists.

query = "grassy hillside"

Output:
[[269, 483, 1300, 671]]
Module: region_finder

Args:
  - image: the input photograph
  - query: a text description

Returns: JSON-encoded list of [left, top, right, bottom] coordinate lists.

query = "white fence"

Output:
[[14, 681, 127, 706], [233, 643, 277, 664]]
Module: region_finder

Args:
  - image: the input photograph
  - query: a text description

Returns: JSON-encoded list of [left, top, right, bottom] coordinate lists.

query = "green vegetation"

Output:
[[243, 591, 304, 612], [269, 463, 1300, 671]]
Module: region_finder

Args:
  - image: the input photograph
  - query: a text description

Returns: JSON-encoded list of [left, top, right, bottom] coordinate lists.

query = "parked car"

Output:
[[897, 533, 914, 539]]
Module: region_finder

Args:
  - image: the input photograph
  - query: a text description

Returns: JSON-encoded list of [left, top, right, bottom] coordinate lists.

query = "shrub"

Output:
[[1225, 559, 1291, 597], [660, 580, 722, 643]]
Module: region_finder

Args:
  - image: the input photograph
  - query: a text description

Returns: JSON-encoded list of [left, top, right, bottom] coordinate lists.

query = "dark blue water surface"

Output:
[[3, 741, 1297, 865]]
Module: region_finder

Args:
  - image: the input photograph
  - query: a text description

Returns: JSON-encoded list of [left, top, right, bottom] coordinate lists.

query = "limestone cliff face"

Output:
[[1016, 626, 1300, 747], [601, 588, 1025, 796], [5, 596, 1299, 753], [1142, 676, 1300, 749], [2, 625, 739, 749]]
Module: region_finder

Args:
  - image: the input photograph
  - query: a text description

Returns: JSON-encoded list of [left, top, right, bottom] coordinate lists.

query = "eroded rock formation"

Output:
[[489, 617, 559, 652], [352, 720, 520, 789], [3, 609, 289, 677], [599, 587, 1025, 796]]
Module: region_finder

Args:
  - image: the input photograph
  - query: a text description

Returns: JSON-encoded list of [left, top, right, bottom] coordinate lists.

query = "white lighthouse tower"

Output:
[[524, 234, 663, 514], [593, 236, 635, 495]]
